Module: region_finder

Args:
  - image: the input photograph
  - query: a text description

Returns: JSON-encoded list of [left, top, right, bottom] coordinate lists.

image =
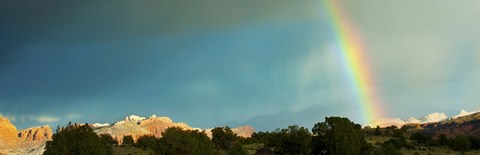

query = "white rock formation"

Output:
[[92, 123, 110, 128], [114, 115, 146, 125], [405, 117, 422, 124], [364, 118, 405, 128], [421, 113, 448, 123]]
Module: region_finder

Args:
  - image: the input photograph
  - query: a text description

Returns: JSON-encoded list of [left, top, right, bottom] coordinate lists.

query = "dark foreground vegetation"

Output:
[[44, 117, 480, 155]]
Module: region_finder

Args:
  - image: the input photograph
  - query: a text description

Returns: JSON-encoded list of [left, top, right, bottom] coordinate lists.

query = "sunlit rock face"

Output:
[[203, 126, 256, 138], [18, 126, 53, 141], [364, 118, 406, 128], [0, 116, 47, 155], [94, 115, 255, 144], [0, 116, 19, 145], [420, 112, 448, 123]]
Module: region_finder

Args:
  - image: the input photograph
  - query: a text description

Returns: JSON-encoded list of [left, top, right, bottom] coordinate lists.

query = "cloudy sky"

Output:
[[1, 0, 480, 130]]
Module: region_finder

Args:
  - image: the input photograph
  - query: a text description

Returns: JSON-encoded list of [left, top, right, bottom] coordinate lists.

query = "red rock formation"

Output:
[[18, 126, 53, 141], [231, 126, 255, 138], [0, 116, 19, 145], [138, 116, 193, 138]]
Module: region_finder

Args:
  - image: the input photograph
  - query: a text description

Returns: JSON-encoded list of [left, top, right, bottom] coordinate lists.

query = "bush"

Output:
[[411, 133, 432, 144], [264, 125, 312, 155], [122, 135, 135, 145], [212, 126, 238, 150], [229, 142, 247, 155], [135, 135, 159, 151], [158, 127, 216, 155], [374, 126, 382, 135], [449, 135, 471, 151], [44, 123, 111, 155], [100, 134, 118, 145]]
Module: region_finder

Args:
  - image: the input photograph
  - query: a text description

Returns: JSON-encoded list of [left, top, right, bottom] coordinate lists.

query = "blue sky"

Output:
[[1, 0, 480, 131]]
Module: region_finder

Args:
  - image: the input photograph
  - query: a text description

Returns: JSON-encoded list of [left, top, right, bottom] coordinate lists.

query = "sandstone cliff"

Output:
[[18, 126, 53, 141], [0, 116, 19, 146], [0, 116, 46, 155]]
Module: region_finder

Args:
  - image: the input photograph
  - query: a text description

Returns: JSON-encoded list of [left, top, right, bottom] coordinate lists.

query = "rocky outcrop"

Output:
[[0, 116, 47, 155], [94, 115, 255, 144], [0, 116, 19, 146], [18, 126, 53, 141], [138, 115, 193, 137], [231, 126, 255, 138], [364, 118, 406, 128], [204, 126, 255, 138], [94, 122, 151, 144]]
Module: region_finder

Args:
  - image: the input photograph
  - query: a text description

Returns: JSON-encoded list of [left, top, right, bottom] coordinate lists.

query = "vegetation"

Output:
[[212, 126, 238, 150], [44, 117, 480, 155], [44, 123, 112, 155], [159, 127, 216, 155], [122, 135, 134, 145]]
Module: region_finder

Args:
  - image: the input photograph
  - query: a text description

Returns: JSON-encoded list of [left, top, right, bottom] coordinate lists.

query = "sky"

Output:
[[1, 0, 480, 131]]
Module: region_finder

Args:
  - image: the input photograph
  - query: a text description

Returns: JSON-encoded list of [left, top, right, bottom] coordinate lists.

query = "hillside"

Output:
[[404, 112, 480, 138]]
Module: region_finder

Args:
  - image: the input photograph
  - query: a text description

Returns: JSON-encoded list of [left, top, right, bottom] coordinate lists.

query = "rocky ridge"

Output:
[[18, 126, 53, 141], [365, 109, 479, 128], [94, 115, 255, 144]]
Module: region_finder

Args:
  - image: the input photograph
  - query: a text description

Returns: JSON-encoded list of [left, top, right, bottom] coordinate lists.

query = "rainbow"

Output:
[[323, 0, 384, 123]]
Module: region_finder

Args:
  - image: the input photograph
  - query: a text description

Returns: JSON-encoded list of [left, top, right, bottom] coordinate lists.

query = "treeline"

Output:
[[43, 117, 480, 155], [365, 125, 480, 154], [410, 132, 480, 152]]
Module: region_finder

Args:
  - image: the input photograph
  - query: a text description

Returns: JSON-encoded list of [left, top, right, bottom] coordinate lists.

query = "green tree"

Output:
[[449, 135, 471, 151], [229, 142, 247, 155], [212, 126, 238, 150], [438, 134, 449, 146], [100, 134, 118, 145], [264, 125, 312, 155], [158, 127, 216, 155], [312, 117, 370, 155], [44, 123, 111, 155], [411, 133, 431, 144], [122, 135, 134, 145], [468, 136, 480, 150], [135, 135, 159, 151]]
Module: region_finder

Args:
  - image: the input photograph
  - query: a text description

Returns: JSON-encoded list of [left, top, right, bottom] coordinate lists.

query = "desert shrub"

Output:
[[135, 135, 159, 152], [100, 134, 118, 145], [122, 135, 134, 145], [449, 135, 471, 151], [411, 133, 432, 144]]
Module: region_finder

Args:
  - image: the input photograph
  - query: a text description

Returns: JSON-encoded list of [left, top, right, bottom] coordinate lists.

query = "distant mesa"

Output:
[[94, 114, 255, 144], [365, 109, 480, 128], [403, 111, 480, 139], [364, 118, 405, 128], [451, 109, 480, 119], [420, 112, 448, 123]]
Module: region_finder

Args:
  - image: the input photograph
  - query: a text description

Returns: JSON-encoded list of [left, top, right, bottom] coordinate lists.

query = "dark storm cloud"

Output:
[[0, 0, 318, 42]]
